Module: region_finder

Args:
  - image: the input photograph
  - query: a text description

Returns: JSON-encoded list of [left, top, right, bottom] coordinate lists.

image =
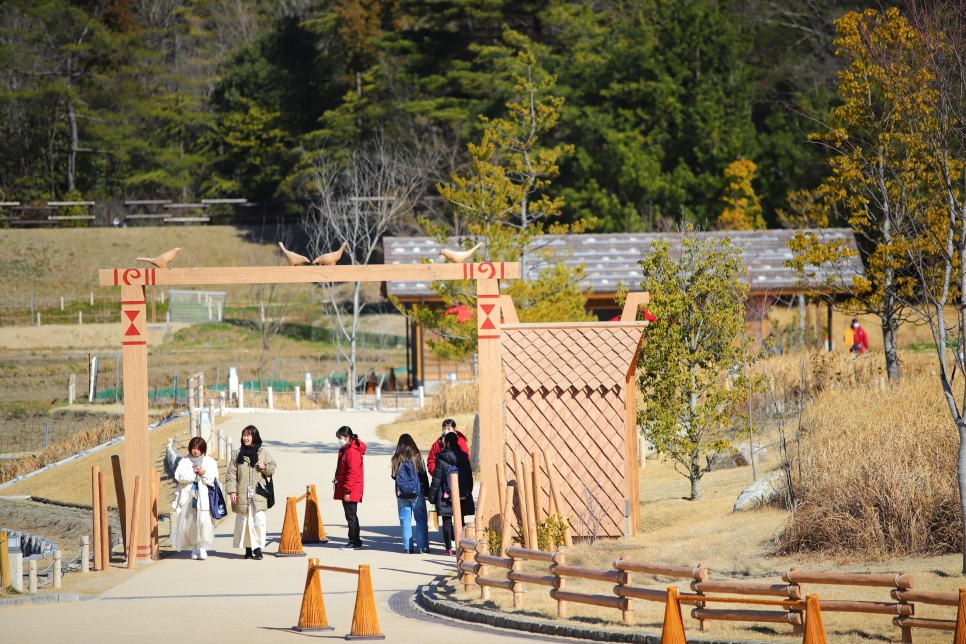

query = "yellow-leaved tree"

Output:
[[718, 159, 765, 230]]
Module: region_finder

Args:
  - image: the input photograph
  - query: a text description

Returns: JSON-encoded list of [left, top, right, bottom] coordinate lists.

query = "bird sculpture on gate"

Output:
[[136, 247, 181, 269], [279, 242, 310, 266], [313, 241, 347, 266], [439, 242, 483, 263]]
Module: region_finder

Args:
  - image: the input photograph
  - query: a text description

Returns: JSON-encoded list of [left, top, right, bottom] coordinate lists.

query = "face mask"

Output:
[[852, 323, 859, 329], [338, 438, 347, 447], [443, 428, 453, 435]]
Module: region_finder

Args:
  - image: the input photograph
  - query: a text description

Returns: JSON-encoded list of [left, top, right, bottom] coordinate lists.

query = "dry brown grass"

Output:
[[780, 372, 961, 557], [394, 381, 479, 422], [242, 391, 331, 410], [0, 416, 124, 484]]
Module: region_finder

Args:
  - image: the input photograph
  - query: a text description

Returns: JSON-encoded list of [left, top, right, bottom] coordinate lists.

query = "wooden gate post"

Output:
[[121, 284, 152, 562], [476, 277, 501, 532]]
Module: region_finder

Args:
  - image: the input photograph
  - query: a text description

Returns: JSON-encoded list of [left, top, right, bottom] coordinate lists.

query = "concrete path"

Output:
[[0, 411, 544, 643]]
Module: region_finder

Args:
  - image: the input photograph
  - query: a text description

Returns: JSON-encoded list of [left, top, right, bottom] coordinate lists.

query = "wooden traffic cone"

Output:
[[954, 588, 966, 644], [661, 587, 687, 644], [302, 485, 328, 543], [802, 595, 827, 644], [293, 559, 334, 631], [346, 564, 385, 640], [276, 497, 306, 556]]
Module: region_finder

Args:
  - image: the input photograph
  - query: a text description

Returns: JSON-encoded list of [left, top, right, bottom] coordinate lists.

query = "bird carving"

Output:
[[439, 242, 483, 263], [313, 241, 347, 266], [136, 247, 181, 269], [278, 242, 310, 266]]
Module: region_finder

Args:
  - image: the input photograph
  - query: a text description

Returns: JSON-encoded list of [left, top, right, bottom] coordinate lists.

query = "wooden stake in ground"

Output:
[[521, 461, 538, 549], [110, 455, 127, 551], [543, 451, 572, 547], [98, 470, 110, 566], [150, 469, 160, 559], [92, 467, 102, 571], [496, 463, 506, 521], [450, 471, 463, 567], [532, 451, 544, 524], [127, 476, 142, 569], [500, 480, 515, 557], [513, 453, 530, 549]]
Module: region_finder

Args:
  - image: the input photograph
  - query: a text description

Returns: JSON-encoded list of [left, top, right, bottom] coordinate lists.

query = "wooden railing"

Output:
[[455, 540, 961, 641]]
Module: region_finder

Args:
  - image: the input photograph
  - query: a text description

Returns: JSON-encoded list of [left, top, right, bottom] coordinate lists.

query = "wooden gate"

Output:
[[500, 295, 648, 538]]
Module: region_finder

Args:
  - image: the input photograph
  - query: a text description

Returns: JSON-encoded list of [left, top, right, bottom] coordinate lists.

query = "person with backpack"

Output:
[[334, 426, 366, 550], [428, 431, 475, 554], [391, 434, 430, 554], [427, 418, 468, 475]]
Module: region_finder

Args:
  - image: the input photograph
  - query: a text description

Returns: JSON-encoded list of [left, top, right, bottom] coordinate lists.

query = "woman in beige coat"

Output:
[[225, 425, 276, 560]]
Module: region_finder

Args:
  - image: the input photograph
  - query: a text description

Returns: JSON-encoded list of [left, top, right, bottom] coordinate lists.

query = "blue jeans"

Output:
[[397, 495, 429, 551]]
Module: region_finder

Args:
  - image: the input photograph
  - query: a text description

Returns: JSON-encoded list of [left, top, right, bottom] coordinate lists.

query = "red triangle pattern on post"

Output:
[[124, 310, 140, 336], [480, 304, 495, 316], [480, 318, 496, 330]]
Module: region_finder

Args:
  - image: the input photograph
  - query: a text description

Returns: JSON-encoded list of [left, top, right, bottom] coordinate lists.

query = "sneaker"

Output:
[[340, 542, 355, 550], [252, 548, 263, 560], [421, 548, 431, 554], [444, 549, 453, 555], [350, 543, 363, 550], [198, 548, 207, 560], [190, 550, 199, 560]]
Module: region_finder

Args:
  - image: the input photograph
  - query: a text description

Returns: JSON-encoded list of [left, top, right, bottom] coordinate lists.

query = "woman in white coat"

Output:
[[172, 436, 219, 560]]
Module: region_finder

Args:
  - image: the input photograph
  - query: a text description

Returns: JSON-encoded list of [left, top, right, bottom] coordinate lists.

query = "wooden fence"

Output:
[[453, 537, 961, 641]]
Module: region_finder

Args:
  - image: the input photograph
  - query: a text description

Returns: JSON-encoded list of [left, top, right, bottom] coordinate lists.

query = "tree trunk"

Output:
[[67, 103, 78, 192], [690, 449, 702, 501], [349, 281, 360, 409], [882, 320, 900, 382], [958, 421, 966, 574]]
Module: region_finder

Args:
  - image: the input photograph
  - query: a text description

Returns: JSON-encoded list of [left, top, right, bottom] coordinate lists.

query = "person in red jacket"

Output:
[[334, 426, 366, 550], [846, 318, 870, 354], [427, 418, 469, 475]]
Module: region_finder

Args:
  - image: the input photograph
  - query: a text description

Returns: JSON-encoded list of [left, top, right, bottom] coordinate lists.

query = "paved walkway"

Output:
[[1, 411, 539, 643]]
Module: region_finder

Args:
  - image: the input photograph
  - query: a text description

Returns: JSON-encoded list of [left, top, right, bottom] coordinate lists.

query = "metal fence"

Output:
[[168, 290, 226, 323]]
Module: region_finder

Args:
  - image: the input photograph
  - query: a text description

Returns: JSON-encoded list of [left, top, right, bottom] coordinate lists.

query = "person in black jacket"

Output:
[[428, 431, 475, 554]]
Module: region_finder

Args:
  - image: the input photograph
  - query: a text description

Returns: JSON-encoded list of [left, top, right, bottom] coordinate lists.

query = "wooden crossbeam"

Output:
[[99, 262, 520, 286]]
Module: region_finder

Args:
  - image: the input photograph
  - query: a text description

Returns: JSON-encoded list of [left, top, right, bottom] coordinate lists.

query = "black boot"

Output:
[[245, 547, 253, 559], [253, 548, 263, 560]]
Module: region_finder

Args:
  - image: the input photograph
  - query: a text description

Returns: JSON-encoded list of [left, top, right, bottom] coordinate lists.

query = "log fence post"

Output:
[[98, 470, 109, 566], [28, 559, 37, 593], [513, 452, 529, 549], [511, 553, 524, 608], [500, 480, 515, 557], [80, 536, 89, 573], [450, 471, 463, 570], [53, 549, 62, 588], [552, 548, 567, 618], [111, 455, 127, 551], [91, 467, 102, 571], [532, 452, 544, 524], [462, 525, 477, 591]]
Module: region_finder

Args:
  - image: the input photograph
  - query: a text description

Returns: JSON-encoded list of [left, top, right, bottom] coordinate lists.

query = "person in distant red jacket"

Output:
[[427, 419, 468, 475], [334, 426, 366, 549], [845, 318, 870, 354]]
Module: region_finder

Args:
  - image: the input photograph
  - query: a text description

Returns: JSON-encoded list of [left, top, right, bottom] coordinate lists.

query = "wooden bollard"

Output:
[[0, 531, 9, 588], [302, 485, 328, 543], [449, 471, 463, 568], [348, 564, 384, 639], [295, 385, 301, 409], [294, 558, 333, 631], [110, 455, 127, 551], [553, 548, 567, 618], [91, 467, 102, 571], [476, 524, 490, 601], [127, 476, 142, 569], [496, 463, 506, 521], [53, 550, 62, 588], [511, 553, 524, 608], [277, 497, 306, 556], [81, 536, 90, 573], [99, 470, 109, 566], [28, 559, 37, 593]]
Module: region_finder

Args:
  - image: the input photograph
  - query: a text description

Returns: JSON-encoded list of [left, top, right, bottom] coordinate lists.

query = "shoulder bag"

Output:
[[208, 480, 228, 519]]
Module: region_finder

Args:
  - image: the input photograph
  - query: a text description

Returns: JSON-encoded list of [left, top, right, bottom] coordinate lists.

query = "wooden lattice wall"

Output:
[[501, 296, 648, 538]]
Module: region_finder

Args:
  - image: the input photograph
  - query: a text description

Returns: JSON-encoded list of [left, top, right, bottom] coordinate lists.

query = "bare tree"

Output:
[[306, 137, 435, 408]]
